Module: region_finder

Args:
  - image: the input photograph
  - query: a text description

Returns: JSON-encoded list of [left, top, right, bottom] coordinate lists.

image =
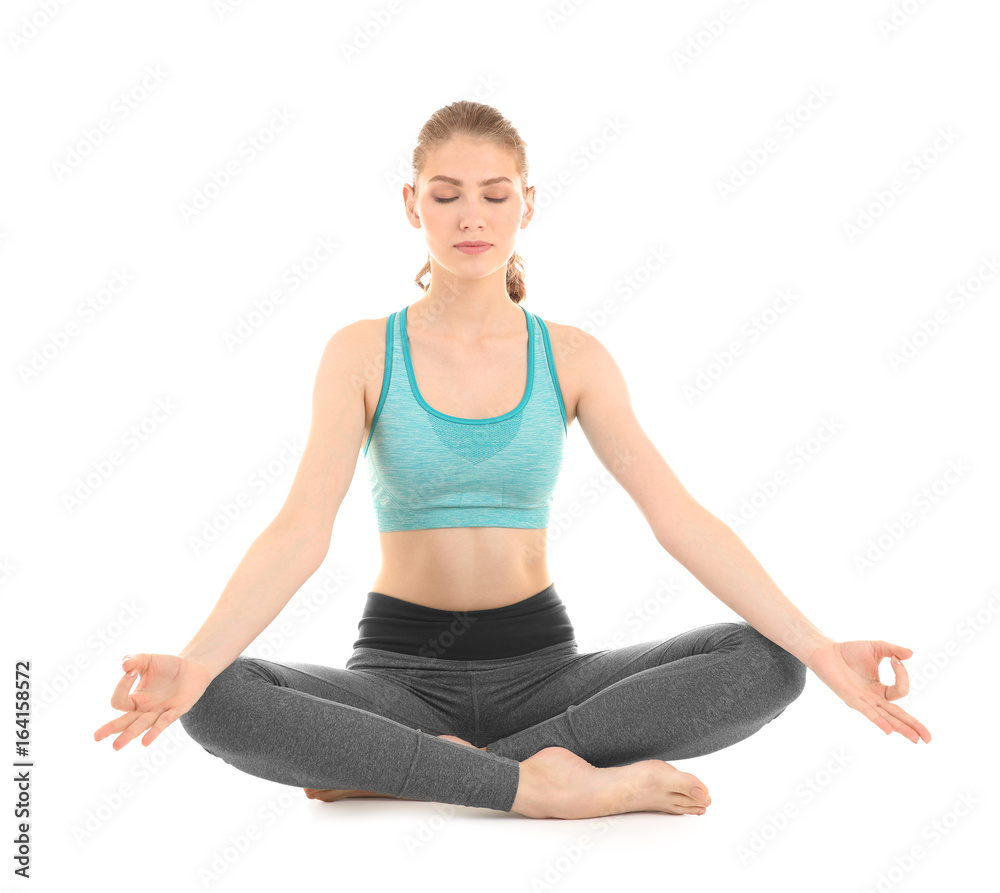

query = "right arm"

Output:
[[94, 322, 371, 748], [178, 322, 371, 680]]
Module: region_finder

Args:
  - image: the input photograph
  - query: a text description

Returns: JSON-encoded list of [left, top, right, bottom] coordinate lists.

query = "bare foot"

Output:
[[511, 747, 712, 820], [303, 733, 485, 802]]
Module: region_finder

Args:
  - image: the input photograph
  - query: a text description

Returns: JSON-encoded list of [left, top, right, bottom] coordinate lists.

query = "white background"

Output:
[[2, 1, 997, 890]]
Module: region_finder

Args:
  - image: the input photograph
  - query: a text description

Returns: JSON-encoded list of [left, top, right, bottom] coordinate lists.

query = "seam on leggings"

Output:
[[396, 729, 423, 800], [468, 659, 482, 736]]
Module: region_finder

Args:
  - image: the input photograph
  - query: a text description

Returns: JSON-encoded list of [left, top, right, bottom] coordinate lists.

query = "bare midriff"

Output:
[[369, 527, 553, 611]]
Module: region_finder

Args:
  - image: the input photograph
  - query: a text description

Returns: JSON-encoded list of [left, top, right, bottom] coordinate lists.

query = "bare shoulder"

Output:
[[323, 315, 390, 416], [532, 315, 613, 426]]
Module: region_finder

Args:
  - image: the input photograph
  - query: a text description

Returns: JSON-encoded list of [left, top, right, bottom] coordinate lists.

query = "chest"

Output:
[[364, 317, 579, 429]]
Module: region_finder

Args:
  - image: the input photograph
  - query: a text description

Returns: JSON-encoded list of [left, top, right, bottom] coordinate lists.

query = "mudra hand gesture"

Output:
[[807, 640, 931, 743]]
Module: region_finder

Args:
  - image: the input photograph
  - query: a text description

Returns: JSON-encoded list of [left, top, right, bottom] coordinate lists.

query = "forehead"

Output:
[[422, 137, 517, 184]]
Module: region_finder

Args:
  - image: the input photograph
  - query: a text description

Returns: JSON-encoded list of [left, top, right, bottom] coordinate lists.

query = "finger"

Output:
[[851, 693, 916, 741], [878, 699, 932, 743], [854, 699, 894, 736], [141, 707, 183, 747], [94, 712, 138, 741], [885, 656, 909, 699], [861, 696, 928, 744], [109, 669, 140, 712], [879, 642, 914, 661], [112, 711, 159, 751], [874, 704, 921, 743]]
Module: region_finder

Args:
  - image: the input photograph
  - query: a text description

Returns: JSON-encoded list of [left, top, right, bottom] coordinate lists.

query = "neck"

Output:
[[416, 265, 520, 340]]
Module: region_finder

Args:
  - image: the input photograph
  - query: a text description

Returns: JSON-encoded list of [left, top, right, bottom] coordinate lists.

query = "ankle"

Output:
[[510, 748, 567, 818]]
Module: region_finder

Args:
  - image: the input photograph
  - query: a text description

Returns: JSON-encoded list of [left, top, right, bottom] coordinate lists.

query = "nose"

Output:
[[457, 199, 488, 231]]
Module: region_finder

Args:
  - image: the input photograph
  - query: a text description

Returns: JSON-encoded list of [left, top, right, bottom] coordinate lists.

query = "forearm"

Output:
[[179, 517, 329, 681], [659, 503, 833, 668]]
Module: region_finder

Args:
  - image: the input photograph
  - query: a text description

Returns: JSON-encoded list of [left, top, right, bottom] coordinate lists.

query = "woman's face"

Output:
[[406, 136, 534, 284]]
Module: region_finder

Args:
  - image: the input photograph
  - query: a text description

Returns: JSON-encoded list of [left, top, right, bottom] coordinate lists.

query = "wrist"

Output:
[[777, 621, 836, 668], [178, 649, 226, 683]]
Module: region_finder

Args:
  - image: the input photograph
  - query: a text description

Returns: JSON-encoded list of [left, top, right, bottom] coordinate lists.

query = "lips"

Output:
[[455, 242, 491, 247]]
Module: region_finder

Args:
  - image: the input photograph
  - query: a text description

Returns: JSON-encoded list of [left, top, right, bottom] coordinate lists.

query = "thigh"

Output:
[[475, 622, 753, 737], [232, 655, 451, 734], [566, 622, 754, 693]]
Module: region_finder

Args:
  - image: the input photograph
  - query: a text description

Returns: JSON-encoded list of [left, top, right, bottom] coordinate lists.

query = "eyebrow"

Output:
[[427, 175, 514, 187]]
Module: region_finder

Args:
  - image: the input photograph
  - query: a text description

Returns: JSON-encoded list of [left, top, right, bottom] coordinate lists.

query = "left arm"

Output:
[[571, 328, 931, 743], [571, 330, 831, 666]]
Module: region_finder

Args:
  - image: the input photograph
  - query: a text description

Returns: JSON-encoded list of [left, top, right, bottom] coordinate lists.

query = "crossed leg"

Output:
[[305, 622, 806, 805]]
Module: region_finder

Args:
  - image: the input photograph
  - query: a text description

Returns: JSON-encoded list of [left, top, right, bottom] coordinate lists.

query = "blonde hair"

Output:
[[410, 100, 529, 304]]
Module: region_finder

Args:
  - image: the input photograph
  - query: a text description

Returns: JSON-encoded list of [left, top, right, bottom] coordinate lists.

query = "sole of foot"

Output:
[[303, 734, 485, 803]]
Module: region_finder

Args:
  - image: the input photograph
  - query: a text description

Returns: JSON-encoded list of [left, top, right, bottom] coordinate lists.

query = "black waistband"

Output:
[[352, 583, 577, 660]]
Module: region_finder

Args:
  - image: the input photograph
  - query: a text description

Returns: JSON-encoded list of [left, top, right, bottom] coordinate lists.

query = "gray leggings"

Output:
[[179, 621, 806, 813]]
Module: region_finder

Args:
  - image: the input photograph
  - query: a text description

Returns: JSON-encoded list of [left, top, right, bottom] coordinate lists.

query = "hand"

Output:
[[806, 640, 932, 744], [93, 653, 214, 750]]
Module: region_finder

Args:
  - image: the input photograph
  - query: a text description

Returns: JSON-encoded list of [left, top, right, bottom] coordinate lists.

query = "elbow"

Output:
[[270, 512, 333, 569], [653, 498, 712, 553]]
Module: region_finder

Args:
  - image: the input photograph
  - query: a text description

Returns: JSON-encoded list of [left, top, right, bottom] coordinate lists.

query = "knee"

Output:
[[179, 657, 255, 746], [731, 622, 807, 706]]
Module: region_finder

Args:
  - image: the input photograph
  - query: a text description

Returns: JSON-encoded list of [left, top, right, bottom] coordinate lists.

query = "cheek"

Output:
[[420, 204, 450, 230]]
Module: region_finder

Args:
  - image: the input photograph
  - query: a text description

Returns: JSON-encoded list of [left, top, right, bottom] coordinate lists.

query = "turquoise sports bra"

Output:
[[362, 303, 568, 532]]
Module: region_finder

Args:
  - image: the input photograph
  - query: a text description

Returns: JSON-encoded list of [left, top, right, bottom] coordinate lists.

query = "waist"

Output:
[[352, 582, 577, 660]]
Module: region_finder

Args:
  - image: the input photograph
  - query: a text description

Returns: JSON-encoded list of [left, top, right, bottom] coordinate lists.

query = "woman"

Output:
[[94, 101, 931, 820]]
